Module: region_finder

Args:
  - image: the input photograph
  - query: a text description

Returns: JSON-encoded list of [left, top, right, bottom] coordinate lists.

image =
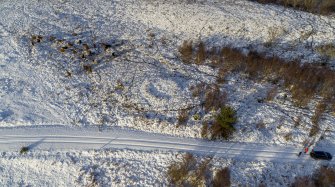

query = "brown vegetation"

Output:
[[167, 153, 213, 186], [179, 39, 335, 137], [291, 166, 335, 187], [213, 167, 231, 187], [177, 109, 189, 126], [255, 0, 335, 15]]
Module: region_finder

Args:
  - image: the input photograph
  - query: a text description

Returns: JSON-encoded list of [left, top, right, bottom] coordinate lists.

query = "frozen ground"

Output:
[[1, 0, 335, 144], [0, 147, 326, 186], [1, 0, 335, 186]]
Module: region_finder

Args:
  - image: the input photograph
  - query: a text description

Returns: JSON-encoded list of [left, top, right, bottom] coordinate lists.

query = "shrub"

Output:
[[309, 124, 319, 137], [179, 40, 193, 64], [177, 109, 189, 127], [213, 167, 231, 187], [316, 44, 335, 60], [314, 166, 335, 187], [190, 82, 205, 97], [210, 106, 237, 140], [20, 146, 29, 154], [195, 41, 207, 65], [254, 0, 335, 15], [204, 85, 227, 112], [167, 153, 196, 185], [265, 26, 284, 47], [292, 166, 335, 187]]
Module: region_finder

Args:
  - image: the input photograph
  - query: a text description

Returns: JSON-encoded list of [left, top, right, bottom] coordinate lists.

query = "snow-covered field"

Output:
[[1, 0, 335, 186], [0, 148, 323, 186]]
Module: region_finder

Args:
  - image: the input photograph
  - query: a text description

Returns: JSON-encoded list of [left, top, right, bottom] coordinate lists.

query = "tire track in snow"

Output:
[[0, 126, 333, 164]]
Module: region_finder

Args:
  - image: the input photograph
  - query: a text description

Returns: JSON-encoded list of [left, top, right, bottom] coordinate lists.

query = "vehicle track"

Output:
[[0, 126, 334, 164]]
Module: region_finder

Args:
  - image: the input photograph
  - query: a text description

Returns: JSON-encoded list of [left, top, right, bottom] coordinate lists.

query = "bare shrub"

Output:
[[254, 0, 335, 15], [189, 159, 211, 186], [190, 82, 205, 97], [167, 153, 196, 185], [312, 101, 326, 125], [204, 84, 227, 112], [177, 109, 189, 127], [314, 166, 335, 187], [291, 167, 335, 187], [309, 125, 319, 137], [179, 40, 193, 64], [213, 167, 231, 187], [195, 41, 207, 65], [201, 121, 209, 138], [167, 154, 213, 186], [316, 44, 335, 60]]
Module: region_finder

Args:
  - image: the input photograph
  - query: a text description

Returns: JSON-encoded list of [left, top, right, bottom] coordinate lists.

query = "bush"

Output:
[[316, 44, 335, 60], [292, 166, 335, 187], [210, 106, 237, 140], [204, 84, 227, 112], [20, 146, 29, 154], [195, 41, 207, 65], [167, 153, 196, 186], [179, 40, 193, 64], [314, 166, 335, 187], [177, 109, 189, 127], [254, 0, 335, 15], [213, 167, 231, 187]]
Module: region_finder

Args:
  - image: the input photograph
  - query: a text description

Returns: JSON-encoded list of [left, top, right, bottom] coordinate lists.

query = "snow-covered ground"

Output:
[[1, 0, 335, 186], [0, 147, 324, 186]]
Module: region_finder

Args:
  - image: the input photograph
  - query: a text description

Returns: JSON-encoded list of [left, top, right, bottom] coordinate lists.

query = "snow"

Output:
[[1, 0, 335, 185]]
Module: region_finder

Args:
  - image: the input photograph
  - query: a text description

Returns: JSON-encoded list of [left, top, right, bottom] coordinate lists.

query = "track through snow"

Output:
[[0, 126, 334, 164]]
